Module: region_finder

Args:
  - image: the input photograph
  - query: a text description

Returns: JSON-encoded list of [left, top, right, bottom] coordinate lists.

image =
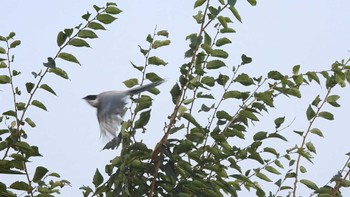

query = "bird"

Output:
[[83, 79, 165, 148]]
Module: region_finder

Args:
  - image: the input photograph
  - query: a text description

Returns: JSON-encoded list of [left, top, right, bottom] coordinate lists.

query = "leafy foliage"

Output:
[[1, 1, 350, 197], [0, 2, 121, 196]]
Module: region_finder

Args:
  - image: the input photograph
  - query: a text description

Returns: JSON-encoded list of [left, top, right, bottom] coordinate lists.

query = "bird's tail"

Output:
[[127, 79, 165, 95]]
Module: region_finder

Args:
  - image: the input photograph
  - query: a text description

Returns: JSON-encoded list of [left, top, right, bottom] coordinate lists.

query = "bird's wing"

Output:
[[97, 92, 128, 139]]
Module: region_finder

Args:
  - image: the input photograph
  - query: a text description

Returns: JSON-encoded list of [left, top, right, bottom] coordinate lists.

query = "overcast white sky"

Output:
[[1, 0, 350, 196]]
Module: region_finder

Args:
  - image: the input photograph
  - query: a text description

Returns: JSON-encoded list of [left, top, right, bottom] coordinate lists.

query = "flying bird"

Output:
[[83, 80, 165, 148]]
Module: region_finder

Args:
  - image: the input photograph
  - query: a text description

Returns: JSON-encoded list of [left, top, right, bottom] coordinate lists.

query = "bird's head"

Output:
[[83, 95, 99, 107]]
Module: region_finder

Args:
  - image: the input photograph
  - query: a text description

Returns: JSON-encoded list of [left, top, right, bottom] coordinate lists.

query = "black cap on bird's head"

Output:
[[83, 95, 98, 107]]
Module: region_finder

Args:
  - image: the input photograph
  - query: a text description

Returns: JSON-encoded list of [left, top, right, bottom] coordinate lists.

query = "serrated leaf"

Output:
[[300, 179, 318, 190], [88, 22, 106, 30], [306, 105, 315, 121], [25, 82, 35, 93], [57, 31, 67, 47], [105, 6, 122, 15], [33, 166, 48, 183], [206, 60, 226, 69], [201, 76, 215, 87], [68, 38, 90, 47], [318, 111, 334, 120], [58, 52, 80, 65], [10, 40, 21, 48], [265, 165, 281, 175], [0, 75, 11, 84], [123, 78, 138, 88], [268, 71, 284, 80], [134, 110, 151, 128], [93, 169, 103, 187], [148, 56, 167, 66], [97, 14, 117, 24], [25, 117, 36, 128], [78, 30, 98, 39], [256, 172, 272, 182], [215, 37, 232, 47], [310, 128, 323, 137], [40, 84, 56, 96], [49, 67, 69, 79], [31, 100, 47, 111]]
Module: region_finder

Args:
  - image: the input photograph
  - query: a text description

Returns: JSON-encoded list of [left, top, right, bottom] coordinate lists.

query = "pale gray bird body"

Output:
[[83, 80, 164, 140]]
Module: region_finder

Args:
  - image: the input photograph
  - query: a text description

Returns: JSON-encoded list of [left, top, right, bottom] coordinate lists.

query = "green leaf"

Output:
[[201, 76, 215, 87], [204, 31, 211, 45], [10, 40, 21, 48], [146, 72, 162, 82], [253, 131, 267, 141], [218, 16, 228, 28], [182, 113, 203, 130], [292, 65, 300, 75], [229, 6, 241, 23], [97, 14, 117, 24], [306, 105, 315, 121], [256, 172, 272, 182], [312, 95, 321, 106], [211, 49, 229, 58], [215, 37, 232, 47], [152, 40, 171, 49], [223, 91, 249, 100], [310, 128, 323, 137], [64, 28, 73, 37], [170, 83, 181, 104], [33, 166, 48, 183], [306, 71, 320, 84], [220, 27, 236, 33], [247, 0, 257, 6], [57, 31, 67, 47], [217, 74, 230, 86], [241, 54, 252, 64], [300, 179, 318, 190], [327, 95, 340, 107], [43, 57, 56, 68], [134, 110, 151, 128], [88, 22, 106, 30], [105, 6, 122, 14], [206, 60, 226, 69], [268, 71, 284, 80], [306, 141, 316, 153], [93, 169, 103, 187], [58, 52, 80, 65], [9, 181, 30, 191], [16, 102, 26, 110], [194, 0, 206, 8], [216, 110, 232, 120], [40, 84, 56, 96], [264, 147, 279, 157], [285, 87, 301, 98], [0, 47, 6, 54], [25, 117, 36, 128], [25, 82, 35, 93], [0, 75, 11, 84], [148, 56, 167, 66], [274, 116, 285, 129], [268, 133, 288, 141], [123, 78, 138, 88], [82, 11, 91, 21], [234, 73, 254, 86], [31, 100, 47, 111], [318, 111, 334, 120], [3, 110, 16, 117], [265, 166, 281, 175], [68, 38, 90, 47], [49, 67, 69, 79], [157, 30, 169, 37], [78, 30, 98, 39], [0, 62, 7, 68]]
